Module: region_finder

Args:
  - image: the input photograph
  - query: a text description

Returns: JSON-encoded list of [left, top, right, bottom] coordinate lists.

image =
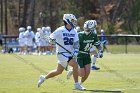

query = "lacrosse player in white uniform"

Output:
[[45, 26, 52, 54], [37, 14, 86, 90], [18, 27, 25, 54], [35, 28, 42, 55], [39, 27, 48, 55], [24, 26, 35, 54]]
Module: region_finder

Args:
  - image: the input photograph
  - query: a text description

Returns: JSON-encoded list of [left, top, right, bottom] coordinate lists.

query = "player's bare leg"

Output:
[[46, 64, 64, 79], [80, 64, 91, 84], [37, 64, 64, 87], [68, 59, 78, 83], [68, 59, 86, 90]]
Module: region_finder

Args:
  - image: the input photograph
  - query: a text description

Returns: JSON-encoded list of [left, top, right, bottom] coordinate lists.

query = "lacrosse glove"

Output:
[[98, 50, 103, 58], [72, 49, 79, 58]]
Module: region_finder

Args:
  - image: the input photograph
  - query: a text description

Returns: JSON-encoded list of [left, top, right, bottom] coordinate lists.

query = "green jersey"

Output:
[[78, 31, 100, 57]]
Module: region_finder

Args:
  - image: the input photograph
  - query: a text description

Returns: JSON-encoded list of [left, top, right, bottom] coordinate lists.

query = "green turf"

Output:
[[0, 53, 140, 93], [108, 45, 140, 53]]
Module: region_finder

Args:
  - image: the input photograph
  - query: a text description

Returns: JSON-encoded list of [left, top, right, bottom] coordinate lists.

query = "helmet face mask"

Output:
[[84, 28, 91, 35], [63, 14, 77, 28], [71, 19, 77, 27]]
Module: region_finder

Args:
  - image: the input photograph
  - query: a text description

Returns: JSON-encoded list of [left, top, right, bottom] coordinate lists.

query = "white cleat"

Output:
[[37, 75, 45, 88], [67, 68, 73, 79], [74, 83, 86, 90]]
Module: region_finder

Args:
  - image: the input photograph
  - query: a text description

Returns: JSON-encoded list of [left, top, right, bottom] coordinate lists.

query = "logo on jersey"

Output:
[[63, 33, 75, 37], [83, 40, 94, 43]]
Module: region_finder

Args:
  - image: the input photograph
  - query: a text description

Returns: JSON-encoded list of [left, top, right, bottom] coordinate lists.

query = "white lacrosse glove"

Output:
[[98, 50, 103, 58], [72, 49, 79, 58], [49, 38, 56, 45]]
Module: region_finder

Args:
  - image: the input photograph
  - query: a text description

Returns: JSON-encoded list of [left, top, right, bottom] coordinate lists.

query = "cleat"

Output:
[[91, 65, 100, 70], [37, 75, 45, 88], [74, 83, 86, 90]]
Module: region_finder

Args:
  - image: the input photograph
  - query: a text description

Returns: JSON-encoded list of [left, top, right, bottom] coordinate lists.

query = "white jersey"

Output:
[[19, 32, 25, 42], [39, 30, 48, 46], [19, 32, 25, 46], [35, 32, 40, 43], [50, 26, 79, 54], [24, 30, 35, 39], [24, 30, 35, 46]]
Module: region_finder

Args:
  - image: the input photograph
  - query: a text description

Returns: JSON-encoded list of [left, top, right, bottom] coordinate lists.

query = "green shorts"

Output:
[[77, 55, 91, 68]]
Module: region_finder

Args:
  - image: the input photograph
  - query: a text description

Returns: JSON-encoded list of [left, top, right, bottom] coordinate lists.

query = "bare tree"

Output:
[[4, 0, 8, 35], [0, 0, 3, 34]]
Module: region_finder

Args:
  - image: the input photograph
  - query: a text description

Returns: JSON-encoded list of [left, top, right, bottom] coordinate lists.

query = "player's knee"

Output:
[[70, 61, 78, 69], [79, 72, 85, 77], [72, 64, 78, 70], [78, 68, 86, 77]]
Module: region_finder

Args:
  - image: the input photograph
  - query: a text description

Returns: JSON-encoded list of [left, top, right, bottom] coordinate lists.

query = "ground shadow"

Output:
[[41, 89, 123, 93], [84, 89, 123, 93]]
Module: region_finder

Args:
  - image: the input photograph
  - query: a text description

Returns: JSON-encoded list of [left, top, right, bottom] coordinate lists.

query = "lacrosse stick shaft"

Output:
[[48, 37, 72, 55]]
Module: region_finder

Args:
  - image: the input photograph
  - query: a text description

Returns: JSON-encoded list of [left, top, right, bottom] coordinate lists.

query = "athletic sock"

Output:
[[79, 81, 83, 85], [92, 55, 97, 66]]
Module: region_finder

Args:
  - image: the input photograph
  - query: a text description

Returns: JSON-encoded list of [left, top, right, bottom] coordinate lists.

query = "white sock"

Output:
[[75, 82, 79, 85], [79, 81, 83, 85], [92, 55, 97, 66], [42, 75, 46, 80]]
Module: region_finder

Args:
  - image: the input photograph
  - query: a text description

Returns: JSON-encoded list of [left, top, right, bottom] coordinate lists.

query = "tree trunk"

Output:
[[22, 0, 29, 27], [4, 0, 8, 35], [0, 0, 3, 34], [28, 0, 35, 29]]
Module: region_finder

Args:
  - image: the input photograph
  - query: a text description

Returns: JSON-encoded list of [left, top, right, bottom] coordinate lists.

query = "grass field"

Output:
[[0, 53, 140, 93], [107, 45, 140, 53]]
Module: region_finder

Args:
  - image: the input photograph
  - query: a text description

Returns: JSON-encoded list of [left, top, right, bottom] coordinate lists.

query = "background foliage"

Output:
[[0, 0, 140, 35]]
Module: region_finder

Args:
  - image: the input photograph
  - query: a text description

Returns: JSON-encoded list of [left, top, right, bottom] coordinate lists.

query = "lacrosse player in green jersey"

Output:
[[90, 20, 101, 70], [67, 20, 103, 89]]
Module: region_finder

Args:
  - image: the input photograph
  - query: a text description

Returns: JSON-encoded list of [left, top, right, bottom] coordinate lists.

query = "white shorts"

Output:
[[19, 42, 25, 47], [56, 53, 72, 70], [25, 41, 33, 46], [40, 39, 48, 46], [35, 42, 40, 46]]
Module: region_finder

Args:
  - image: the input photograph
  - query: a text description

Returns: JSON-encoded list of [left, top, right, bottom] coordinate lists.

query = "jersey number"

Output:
[[64, 37, 74, 45], [84, 43, 93, 51]]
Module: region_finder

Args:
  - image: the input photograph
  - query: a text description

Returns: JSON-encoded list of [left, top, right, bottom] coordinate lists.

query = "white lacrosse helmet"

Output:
[[46, 26, 51, 32], [27, 26, 32, 30], [76, 26, 80, 32], [19, 27, 25, 32], [83, 20, 96, 35], [63, 14, 77, 28], [41, 27, 46, 31], [101, 29, 104, 32], [37, 28, 41, 32]]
